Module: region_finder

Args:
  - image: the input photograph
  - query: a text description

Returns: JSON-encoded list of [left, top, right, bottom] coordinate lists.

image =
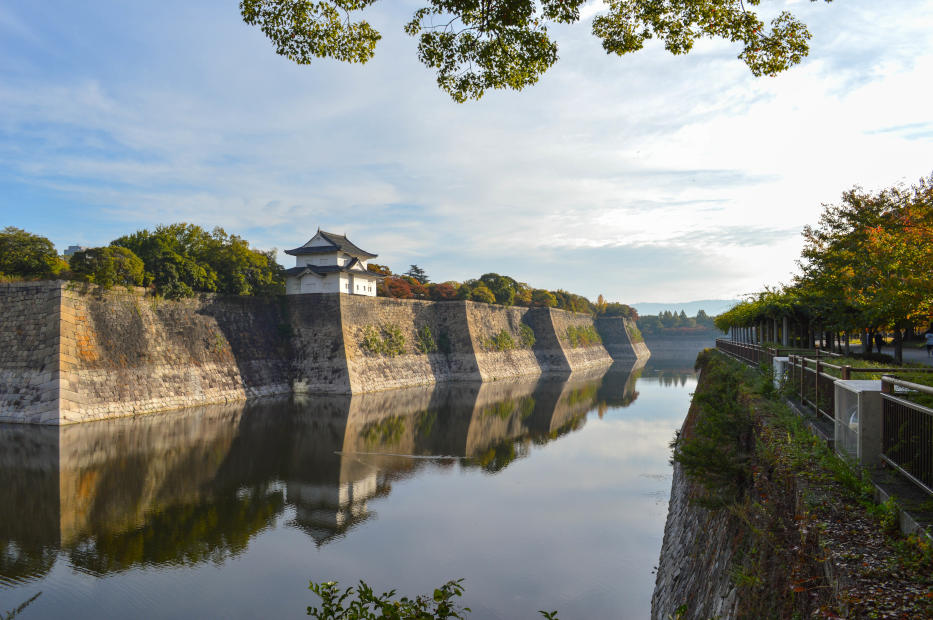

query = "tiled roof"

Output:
[[284, 264, 385, 279], [284, 230, 378, 259]]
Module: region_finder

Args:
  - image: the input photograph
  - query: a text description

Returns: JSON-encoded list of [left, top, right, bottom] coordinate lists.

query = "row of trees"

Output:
[[371, 265, 637, 317], [715, 174, 933, 363], [2, 225, 640, 315], [0, 224, 284, 299], [638, 309, 717, 335]]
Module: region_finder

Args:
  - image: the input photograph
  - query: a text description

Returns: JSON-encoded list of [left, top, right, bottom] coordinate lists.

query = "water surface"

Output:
[[0, 357, 698, 619]]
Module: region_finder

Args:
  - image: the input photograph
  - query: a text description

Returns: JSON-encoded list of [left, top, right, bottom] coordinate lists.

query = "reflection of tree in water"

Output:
[[481, 396, 535, 421], [467, 439, 530, 473], [565, 385, 598, 407], [464, 407, 590, 473], [0, 540, 57, 587], [361, 415, 406, 448], [68, 485, 285, 575], [646, 369, 693, 388]]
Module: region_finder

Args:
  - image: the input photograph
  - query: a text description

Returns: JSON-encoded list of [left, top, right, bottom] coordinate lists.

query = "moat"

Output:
[[0, 354, 698, 619]]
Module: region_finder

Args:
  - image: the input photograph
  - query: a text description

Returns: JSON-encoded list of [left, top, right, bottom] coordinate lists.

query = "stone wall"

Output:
[[57, 284, 292, 423], [288, 293, 352, 394], [464, 302, 544, 380], [595, 315, 650, 361], [549, 308, 615, 369], [1, 284, 649, 424], [340, 296, 481, 392], [651, 462, 739, 619], [0, 282, 63, 424]]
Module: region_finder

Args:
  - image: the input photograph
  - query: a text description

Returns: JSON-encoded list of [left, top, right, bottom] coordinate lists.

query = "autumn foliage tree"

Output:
[[373, 265, 634, 315], [717, 173, 933, 363]]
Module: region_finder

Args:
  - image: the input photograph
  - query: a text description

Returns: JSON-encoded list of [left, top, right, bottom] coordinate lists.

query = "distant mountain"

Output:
[[632, 299, 740, 317]]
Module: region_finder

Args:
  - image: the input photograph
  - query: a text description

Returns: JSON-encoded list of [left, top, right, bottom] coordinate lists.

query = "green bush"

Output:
[[519, 324, 536, 348], [360, 323, 407, 356], [484, 329, 515, 351], [416, 325, 438, 353], [383, 324, 406, 356], [307, 579, 470, 619], [565, 325, 602, 347], [671, 351, 756, 508]]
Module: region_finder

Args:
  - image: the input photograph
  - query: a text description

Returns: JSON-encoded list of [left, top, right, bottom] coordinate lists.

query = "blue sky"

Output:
[[1, 1, 932, 304]]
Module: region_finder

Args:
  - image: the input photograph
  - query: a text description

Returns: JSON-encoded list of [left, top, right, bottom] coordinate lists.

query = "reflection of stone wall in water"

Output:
[[56, 405, 246, 546], [0, 404, 249, 580], [0, 363, 645, 580], [0, 425, 61, 585]]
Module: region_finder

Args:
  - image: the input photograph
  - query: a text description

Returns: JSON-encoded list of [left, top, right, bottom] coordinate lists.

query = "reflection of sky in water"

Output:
[[0, 357, 697, 620]]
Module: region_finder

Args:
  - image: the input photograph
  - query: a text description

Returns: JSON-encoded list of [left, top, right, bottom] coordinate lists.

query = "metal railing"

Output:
[[785, 356, 838, 423], [717, 338, 933, 495], [784, 355, 933, 424], [715, 339, 769, 366], [881, 377, 933, 496]]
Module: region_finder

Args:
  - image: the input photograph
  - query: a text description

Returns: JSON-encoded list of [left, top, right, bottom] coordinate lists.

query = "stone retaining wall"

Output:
[[340, 296, 481, 392], [550, 307, 614, 369], [465, 302, 543, 380], [57, 285, 292, 423], [595, 315, 650, 361], [0, 283, 649, 424], [0, 282, 63, 424]]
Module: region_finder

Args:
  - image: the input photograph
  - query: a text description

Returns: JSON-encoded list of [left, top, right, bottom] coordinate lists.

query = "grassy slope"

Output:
[[671, 350, 933, 618]]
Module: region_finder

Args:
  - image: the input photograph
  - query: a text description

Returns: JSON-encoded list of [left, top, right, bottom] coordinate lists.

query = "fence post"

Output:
[[800, 358, 806, 401], [842, 365, 850, 380], [881, 377, 893, 395], [815, 359, 821, 413]]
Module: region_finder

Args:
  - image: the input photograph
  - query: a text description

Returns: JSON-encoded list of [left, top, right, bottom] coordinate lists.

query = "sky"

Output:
[[1, 1, 931, 304]]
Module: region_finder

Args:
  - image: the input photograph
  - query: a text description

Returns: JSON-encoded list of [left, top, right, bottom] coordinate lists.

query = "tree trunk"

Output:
[[894, 328, 903, 364], [844, 331, 851, 355]]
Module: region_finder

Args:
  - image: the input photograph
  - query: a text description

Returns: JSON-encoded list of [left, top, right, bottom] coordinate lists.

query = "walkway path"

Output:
[[877, 345, 933, 366]]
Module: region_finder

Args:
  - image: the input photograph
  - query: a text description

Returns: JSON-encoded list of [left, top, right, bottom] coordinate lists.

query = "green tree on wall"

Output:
[[112, 223, 284, 299], [69, 247, 145, 289], [0, 227, 65, 279], [405, 264, 430, 284], [531, 289, 557, 308], [470, 284, 496, 304]]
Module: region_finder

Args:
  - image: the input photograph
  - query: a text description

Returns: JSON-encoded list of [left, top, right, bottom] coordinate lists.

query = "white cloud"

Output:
[[0, 0, 931, 302]]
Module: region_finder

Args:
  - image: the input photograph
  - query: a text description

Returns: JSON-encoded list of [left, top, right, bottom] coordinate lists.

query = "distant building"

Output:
[[284, 230, 383, 296], [63, 245, 88, 257]]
